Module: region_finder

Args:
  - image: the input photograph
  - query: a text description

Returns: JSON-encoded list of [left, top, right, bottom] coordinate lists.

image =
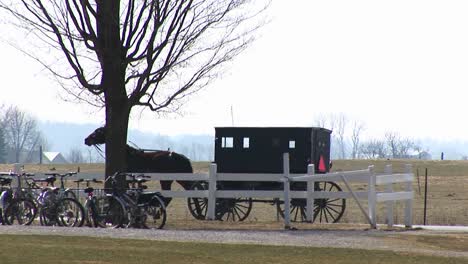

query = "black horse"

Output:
[[84, 126, 194, 205]]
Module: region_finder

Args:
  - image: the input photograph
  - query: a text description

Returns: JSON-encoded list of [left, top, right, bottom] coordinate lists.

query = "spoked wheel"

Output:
[[142, 195, 167, 229], [187, 182, 208, 220], [39, 205, 57, 226], [187, 182, 253, 221], [215, 198, 253, 221], [56, 198, 85, 227], [4, 198, 37, 225], [276, 181, 346, 223], [94, 196, 126, 228], [312, 182, 346, 223]]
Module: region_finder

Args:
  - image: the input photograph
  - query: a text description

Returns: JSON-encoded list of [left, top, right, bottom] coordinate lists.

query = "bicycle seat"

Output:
[[44, 176, 57, 184], [41, 186, 59, 192], [36, 176, 57, 185], [74, 179, 84, 183], [84, 187, 94, 194]]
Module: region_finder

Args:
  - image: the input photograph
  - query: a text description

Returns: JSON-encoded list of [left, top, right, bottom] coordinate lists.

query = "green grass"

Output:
[[0, 235, 466, 264]]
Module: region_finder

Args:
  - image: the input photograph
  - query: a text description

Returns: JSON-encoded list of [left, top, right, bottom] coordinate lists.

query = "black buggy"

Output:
[[187, 127, 346, 223]]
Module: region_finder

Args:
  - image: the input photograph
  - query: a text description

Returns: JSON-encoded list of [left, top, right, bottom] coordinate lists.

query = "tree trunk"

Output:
[[97, 1, 129, 190]]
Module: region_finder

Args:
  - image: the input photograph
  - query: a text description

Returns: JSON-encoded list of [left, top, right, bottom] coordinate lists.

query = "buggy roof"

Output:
[[215, 126, 332, 134]]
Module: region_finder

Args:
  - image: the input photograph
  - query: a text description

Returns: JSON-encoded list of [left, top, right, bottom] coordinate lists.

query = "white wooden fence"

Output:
[[14, 155, 414, 229], [139, 154, 413, 229]]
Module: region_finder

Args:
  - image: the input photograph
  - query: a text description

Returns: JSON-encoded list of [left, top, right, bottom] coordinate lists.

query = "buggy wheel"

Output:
[[313, 181, 346, 223], [215, 198, 253, 222], [187, 182, 208, 220], [142, 195, 167, 229], [4, 198, 37, 225], [276, 198, 308, 222], [187, 182, 253, 221], [94, 196, 126, 228], [276, 181, 346, 223]]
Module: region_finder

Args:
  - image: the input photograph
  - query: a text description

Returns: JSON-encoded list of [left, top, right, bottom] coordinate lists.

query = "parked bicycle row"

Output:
[[0, 170, 167, 229]]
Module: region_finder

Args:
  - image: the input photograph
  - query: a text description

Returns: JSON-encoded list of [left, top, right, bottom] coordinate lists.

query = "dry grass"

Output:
[[1, 159, 468, 228], [2, 234, 466, 264]]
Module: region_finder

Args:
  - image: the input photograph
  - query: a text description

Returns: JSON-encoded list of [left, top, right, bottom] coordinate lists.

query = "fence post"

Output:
[[384, 164, 394, 228], [283, 153, 291, 229], [206, 163, 217, 220], [404, 164, 413, 228], [368, 165, 377, 229], [306, 164, 315, 222], [12, 163, 22, 188]]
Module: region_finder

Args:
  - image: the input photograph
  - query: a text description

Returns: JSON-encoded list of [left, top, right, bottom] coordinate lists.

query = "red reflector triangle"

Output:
[[318, 155, 326, 172]]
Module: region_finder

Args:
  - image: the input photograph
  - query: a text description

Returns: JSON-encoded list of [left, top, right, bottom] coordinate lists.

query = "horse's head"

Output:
[[84, 126, 106, 146]]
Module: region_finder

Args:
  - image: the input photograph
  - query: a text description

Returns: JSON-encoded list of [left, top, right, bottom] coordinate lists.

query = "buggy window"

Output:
[[289, 140, 296, 149], [221, 137, 234, 148], [243, 137, 250, 149]]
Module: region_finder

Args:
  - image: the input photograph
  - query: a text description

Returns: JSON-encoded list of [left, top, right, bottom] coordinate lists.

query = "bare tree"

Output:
[[385, 131, 400, 159], [384, 131, 421, 159], [350, 120, 365, 159], [0, 1, 268, 186], [314, 113, 336, 131], [335, 113, 347, 159], [68, 147, 85, 164], [0, 127, 6, 163], [1, 106, 45, 163], [360, 139, 387, 159]]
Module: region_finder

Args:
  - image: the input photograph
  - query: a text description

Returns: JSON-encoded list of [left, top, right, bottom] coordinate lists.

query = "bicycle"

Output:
[[1, 171, 38, 225], [30, 170, 84, 227], [76, 178, 104, 227], [0, 175, 13, 224], [37, 188, 85, 227], [91, 172, 167, 229]]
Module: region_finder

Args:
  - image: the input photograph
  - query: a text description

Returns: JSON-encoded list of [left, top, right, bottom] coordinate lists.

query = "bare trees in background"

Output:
[[384, 132, 421, 159], [314, 113, 425, 160], [315, 113, 353, 159], [351, 120, 365, 159], [0, 126, 6, 163], [0, 105, 46, 163], [67, 147, 84, 164], [335, 114, 347, 159], [360, 139, 386, 159]]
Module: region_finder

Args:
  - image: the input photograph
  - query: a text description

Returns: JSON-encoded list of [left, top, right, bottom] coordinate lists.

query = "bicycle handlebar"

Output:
[[45, 171, 77, 177], [0, 172, 35, 177]]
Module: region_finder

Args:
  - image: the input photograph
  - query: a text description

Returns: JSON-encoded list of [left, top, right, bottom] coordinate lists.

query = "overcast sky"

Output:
[[1, 1, 468, 140]]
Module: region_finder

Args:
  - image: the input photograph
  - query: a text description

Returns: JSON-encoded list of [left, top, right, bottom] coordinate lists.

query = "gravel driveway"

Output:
[[1, 225, 467, 259]]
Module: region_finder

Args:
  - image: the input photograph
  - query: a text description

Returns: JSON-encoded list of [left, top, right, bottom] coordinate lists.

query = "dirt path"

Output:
[[0, 225, 467, 259]]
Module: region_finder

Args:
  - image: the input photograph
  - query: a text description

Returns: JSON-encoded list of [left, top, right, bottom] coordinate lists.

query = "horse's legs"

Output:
[[160, 180, 173, 207]]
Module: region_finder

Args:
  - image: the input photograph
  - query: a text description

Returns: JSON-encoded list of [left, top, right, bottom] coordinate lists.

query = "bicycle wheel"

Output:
[[94, 196, 126, 228], [4, 198, 37, 225], [142, 195, 167, 229], [39, 205, 57, 226], [55, 198, 85, 227], [83, 199, 95, 227]]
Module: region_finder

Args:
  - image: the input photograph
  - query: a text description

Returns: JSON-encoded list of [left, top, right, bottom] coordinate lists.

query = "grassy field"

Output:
[[0, 234, 467, 264], [1, 159, 468, 227]]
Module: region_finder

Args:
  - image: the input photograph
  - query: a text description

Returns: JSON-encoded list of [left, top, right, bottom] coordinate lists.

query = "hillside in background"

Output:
[[38, 121, 468, 161]]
